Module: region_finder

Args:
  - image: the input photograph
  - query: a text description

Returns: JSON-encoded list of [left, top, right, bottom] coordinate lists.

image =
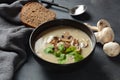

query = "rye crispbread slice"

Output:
[[20, 2, 56, 28]]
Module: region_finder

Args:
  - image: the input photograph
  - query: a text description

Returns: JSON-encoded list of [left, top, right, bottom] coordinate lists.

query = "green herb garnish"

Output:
[[44, 44, 84, 64], [54, 50, 62, 57], [65, 46, 76, 53], [58, 44, 65, 52], [74, 52, 84, 62], [69, 51, 84, 62], [58, 54, 66, 64], [44, 45, 54, 54], [44, 32, 86, 64]]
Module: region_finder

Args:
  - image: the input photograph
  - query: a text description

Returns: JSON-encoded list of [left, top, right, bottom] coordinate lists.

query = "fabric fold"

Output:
[[0, 0, 37, 80]]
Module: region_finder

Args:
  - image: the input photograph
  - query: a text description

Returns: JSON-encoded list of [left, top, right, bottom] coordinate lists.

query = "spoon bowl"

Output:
[[69, 5, 87, 16], [41, 1, 87, 16]]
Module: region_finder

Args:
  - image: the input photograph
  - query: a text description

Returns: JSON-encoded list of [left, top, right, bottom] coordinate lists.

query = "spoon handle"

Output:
[[41, 1, 69, 11]]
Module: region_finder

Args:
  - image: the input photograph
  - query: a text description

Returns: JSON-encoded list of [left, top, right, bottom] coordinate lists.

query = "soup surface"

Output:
[[34, 26, 93, 64]]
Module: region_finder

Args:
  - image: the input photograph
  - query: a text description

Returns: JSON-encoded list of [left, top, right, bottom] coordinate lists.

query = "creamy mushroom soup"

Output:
[[34, 26, 93, 64]]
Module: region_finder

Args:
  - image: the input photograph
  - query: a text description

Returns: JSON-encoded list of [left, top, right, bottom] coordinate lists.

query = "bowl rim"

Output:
[[29, 19, 96, 65]]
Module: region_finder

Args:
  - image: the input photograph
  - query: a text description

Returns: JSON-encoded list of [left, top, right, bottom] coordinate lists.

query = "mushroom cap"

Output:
[[95, 27, 114, 44], [100, 27, 114, 44], [103, 42, 120, 57], [97, 19, 111, 31]]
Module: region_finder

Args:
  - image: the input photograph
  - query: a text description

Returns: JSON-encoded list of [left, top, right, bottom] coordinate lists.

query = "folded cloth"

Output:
[[0, 0, 38, 80]]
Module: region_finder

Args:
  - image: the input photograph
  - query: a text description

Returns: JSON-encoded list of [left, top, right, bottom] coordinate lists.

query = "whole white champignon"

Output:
[[84, 19, 114, 44], [103, 42, 120, 57], [94, 27, 114, 44], [84, 19, 119, 57]]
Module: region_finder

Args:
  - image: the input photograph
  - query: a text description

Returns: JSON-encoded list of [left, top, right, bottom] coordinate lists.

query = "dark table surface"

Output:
[[14, 0, 120, 80]]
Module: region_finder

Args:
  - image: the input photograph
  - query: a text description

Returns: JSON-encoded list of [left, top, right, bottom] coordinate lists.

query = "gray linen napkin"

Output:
[[0, 0, 38, 80]]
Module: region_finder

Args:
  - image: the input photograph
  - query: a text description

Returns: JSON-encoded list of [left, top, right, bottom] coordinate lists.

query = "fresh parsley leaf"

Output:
[[74, 53, 84, 62], [65, 46, 76, 53], [58, 59, 66, 64], [58, 54, 66, 64], [59, 54, 66, 60], [58, 44, 65, 52], [44, 45, 54, 54], [54, 50, 62, 57]]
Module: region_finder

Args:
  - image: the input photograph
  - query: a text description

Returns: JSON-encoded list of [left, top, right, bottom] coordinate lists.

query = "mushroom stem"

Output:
[[84, 23, 98, 31]]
